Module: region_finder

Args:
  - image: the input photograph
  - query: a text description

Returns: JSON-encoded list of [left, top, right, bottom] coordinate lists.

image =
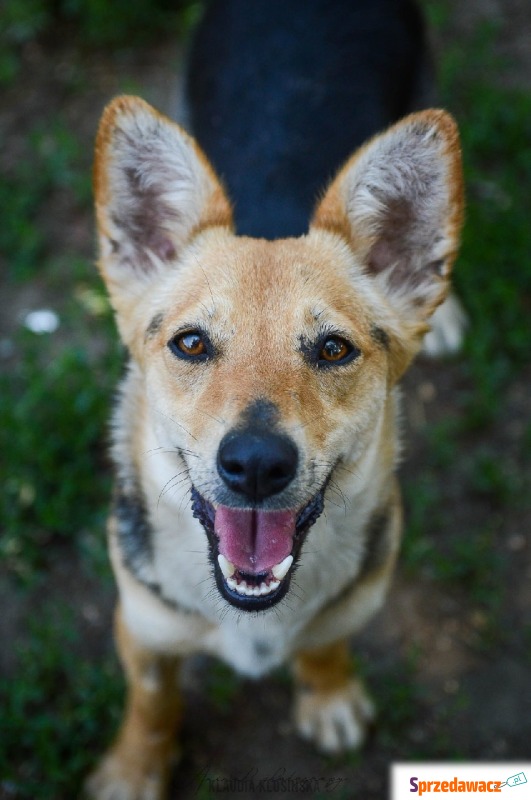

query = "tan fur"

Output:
[[293, 643, 376, 752], [85, 96, 463, 799], [294, 641, 353, 692], [85, 608, 182, 800]]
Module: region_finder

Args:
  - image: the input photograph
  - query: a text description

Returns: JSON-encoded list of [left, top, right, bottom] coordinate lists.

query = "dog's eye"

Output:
[[169, 330, 209, 360], [317, 336, 356, 365]]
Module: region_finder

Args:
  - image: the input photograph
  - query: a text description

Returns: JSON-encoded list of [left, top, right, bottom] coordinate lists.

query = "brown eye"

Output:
[[319, 336, 352, 363], [168, 330, 210, 361], [179, 332, 205, 356]]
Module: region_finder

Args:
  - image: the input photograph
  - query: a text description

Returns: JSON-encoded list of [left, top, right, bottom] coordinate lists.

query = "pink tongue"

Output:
[[214, 506, 296, 574]]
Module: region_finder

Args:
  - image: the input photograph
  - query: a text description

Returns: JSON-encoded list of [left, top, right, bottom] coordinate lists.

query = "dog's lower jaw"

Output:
[[214, 557, 293, 611]]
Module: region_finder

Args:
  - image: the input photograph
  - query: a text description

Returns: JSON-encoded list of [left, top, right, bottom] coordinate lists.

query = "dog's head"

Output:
[[94, 97, 463, 611]]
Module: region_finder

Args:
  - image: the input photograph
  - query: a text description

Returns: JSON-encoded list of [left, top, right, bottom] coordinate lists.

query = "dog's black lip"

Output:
[[190, 482, 327, 611]]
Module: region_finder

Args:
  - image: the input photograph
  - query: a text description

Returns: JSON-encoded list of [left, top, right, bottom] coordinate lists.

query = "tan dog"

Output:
[[86, 95, 463, 798]]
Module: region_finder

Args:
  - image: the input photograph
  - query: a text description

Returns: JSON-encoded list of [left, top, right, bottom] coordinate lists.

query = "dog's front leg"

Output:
[[84, 606, 181, 800], [293, 641, 374, 753]]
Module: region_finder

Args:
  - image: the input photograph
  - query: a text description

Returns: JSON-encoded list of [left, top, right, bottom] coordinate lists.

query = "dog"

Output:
[[86, 0, 464, 796]]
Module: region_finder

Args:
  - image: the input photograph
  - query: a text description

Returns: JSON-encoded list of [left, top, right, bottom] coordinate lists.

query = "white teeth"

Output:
[[272, 555, 293, 580], [219, 554, 292, 598], [225, 577, 281, 597], [217, 554, 236, 579]]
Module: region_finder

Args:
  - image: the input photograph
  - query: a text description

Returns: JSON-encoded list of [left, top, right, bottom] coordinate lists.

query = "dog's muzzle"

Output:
[[190, 424, 327, 610]]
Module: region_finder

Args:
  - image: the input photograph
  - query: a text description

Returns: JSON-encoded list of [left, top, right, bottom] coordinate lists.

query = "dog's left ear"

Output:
[[312, 110, 464, 364], [94, 95, 232, 304]]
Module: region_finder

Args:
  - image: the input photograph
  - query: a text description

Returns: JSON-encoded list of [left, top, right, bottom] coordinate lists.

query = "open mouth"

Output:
[[191, 485, 326, 611]]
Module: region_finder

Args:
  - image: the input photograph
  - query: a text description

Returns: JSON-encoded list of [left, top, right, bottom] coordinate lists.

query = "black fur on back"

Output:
[[186, 0, 433, 239]]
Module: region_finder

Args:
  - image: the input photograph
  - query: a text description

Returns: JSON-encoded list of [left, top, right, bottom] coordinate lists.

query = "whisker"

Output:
[[157, 470, 190, 509], [178, 487, 192, 512], [196, 407, 226, 427], [327, 482, 349, 515], [199, 262, 217, 317], [153, 407, 198, 441], [142, 448, 184, 460], [288, 582, 304, 603], [336, 462, 362, 480], [179, 449, 201, 459], [165, 475, 193, 504], [194, 575, 214, 590]]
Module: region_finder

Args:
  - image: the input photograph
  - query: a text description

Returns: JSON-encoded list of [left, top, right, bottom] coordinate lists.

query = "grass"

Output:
[[372, 654, 423, 749], [203, 661, 243, 713], [0, 604, 123, 798], [0, 323, 121, 578], [1, 119, 92, 282], [0, 1, 530, 796], [0, 0, 201, 82], [400, 6, 531, 630], [440, 39, 531, 419]]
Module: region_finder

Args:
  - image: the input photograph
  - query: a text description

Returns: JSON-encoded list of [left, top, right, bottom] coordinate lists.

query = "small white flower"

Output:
[[23, 309, 60, 334]]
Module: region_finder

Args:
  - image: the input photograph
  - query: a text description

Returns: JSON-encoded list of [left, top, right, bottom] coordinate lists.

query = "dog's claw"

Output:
[[294, 678, 375, 753]]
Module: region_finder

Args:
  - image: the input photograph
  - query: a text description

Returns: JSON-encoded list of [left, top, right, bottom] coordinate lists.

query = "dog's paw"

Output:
[[83, 748, 175, 800], [422, 292, 467, 357], [294, 678, 375, 753]]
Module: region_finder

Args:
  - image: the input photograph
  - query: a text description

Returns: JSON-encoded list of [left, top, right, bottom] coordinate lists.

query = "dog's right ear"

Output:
[[94, 96, 232, 304]]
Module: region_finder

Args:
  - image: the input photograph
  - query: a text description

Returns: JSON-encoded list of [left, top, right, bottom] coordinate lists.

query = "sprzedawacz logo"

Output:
[[409, 777, 503, 795], [392, 762, 531, 798]]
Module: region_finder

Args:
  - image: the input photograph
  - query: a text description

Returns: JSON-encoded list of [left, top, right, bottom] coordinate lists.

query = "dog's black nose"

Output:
[[217, 431, 298, 501]]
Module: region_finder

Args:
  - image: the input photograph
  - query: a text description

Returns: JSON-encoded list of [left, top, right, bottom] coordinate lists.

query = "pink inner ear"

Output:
[[151, 232, 176, 262], [368, 238, 395, 274]]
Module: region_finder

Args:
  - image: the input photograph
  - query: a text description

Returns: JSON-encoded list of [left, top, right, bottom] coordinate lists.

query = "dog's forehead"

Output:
[[172, 229, 372, 328], [202, 231, 350, 292]]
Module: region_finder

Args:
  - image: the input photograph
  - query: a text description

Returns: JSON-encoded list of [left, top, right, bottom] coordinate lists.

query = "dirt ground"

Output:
[[1, 1, 531, 798]]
